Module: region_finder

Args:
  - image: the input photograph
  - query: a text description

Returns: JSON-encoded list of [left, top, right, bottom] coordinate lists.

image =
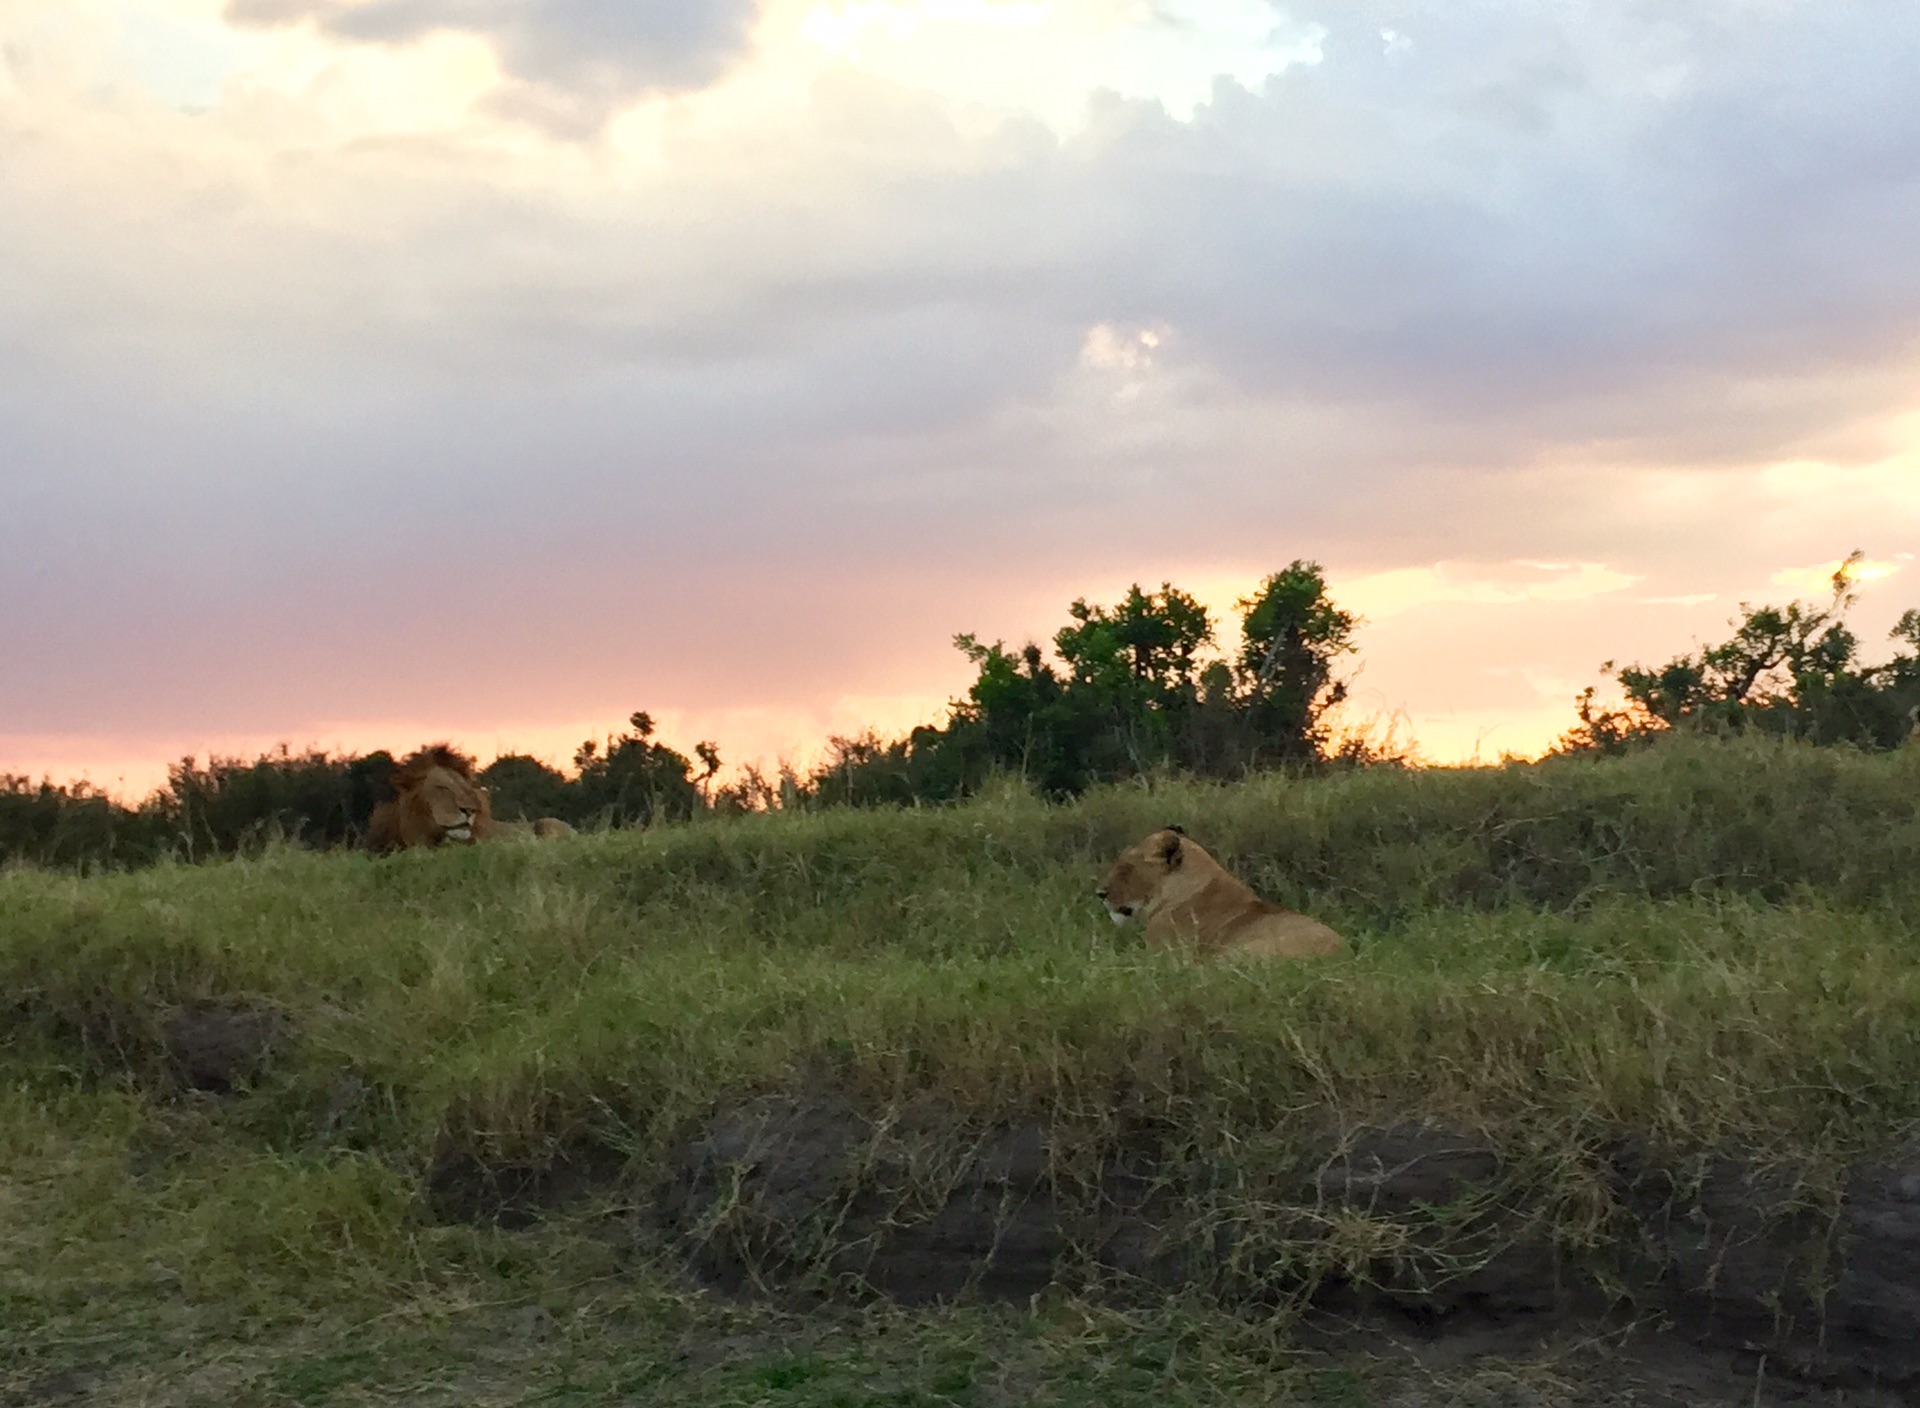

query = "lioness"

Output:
[[366, 745, 573, 852], [489, 817, 577, 841], [1098, 826, 1345, 959]]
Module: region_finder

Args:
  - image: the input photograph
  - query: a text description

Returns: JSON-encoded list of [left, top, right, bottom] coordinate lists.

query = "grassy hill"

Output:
[[5, 735, 1920, 1404]]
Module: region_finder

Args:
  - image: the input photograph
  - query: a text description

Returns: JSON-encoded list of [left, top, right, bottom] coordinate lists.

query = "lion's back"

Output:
[[476, 815, 576, 842], [1225, 908, 1346, 958], [1184, 870, 1345, 957]]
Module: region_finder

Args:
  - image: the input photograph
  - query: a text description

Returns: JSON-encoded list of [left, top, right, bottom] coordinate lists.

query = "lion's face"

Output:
[[364, 744, 495, 853], [405, 765, 485, 844], [1096, 828, 1185, 924]]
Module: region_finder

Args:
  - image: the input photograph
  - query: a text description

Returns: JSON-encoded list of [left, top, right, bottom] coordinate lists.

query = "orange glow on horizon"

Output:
[[4, 698, 1572, 805], [10, 542, 1918, 804], [0, 690, 968, 805]]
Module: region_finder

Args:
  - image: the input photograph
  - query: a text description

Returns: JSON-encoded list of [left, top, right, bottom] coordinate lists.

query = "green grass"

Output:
[[4, 734, 1919, 1403]]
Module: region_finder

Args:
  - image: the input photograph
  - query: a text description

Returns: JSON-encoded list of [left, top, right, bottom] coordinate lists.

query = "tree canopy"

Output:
[[1561, 553, 1920, 753], [803, 562, 1366, 803]]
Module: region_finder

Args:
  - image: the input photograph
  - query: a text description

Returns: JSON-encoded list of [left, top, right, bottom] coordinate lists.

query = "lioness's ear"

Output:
[[1159, 831, 1183, 866], [1165, 823, 1186, 836]]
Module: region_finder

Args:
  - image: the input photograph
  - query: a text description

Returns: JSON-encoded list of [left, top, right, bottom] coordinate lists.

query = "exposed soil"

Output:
[[158, 1001, 291, 1093], [1296, 1319, 1910, 1407], [428, 1143, 630, 1231], [434, 1092, 1920, 1400]]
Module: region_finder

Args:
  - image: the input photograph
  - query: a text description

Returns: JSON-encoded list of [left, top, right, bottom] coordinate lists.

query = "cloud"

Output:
[[1071, 4, 1920, 448], [798, 0, 1322, 130], [6, 1, 1920, 776], [1332, 562, 1641, 622], [1770, 556, 1904, 597], [20, 4, 1920, 454], [226, 0, 763, 128]]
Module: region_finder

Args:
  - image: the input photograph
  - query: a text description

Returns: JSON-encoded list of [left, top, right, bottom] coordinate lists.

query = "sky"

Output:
[[5, 0, 1920, 797]]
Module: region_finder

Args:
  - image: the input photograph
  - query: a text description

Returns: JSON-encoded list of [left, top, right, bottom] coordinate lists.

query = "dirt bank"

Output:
[[434, 1093, 1920, 1398]]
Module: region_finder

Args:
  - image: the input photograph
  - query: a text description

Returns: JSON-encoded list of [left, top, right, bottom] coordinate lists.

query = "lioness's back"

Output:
[[1226, 909, 1346, 958]]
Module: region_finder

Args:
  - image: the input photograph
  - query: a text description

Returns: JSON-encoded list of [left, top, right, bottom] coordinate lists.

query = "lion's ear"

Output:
[[1165, 823, 1186, 836], [1159, 831, 1184, 867]]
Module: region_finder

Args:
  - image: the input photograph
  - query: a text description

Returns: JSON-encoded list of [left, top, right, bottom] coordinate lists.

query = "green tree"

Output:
[[943, 636, 1085, 794], [1561, 552, 1920, 752], [571, 712, 706, 826], [809, 567, 1365, 804], [0, 776, 163, 868], [477, 754, 574, 822], [163, 746, 392, 856], [1051, 583, 1214, 772], [693, 741, 723, 803], [1054, 584, 1212, 698], [804, 731, 921, 808], [1232, 561, 1359, 764]]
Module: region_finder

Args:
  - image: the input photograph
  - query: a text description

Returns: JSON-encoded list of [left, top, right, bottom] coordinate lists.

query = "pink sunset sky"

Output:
[[5, 0, 1920, 798]]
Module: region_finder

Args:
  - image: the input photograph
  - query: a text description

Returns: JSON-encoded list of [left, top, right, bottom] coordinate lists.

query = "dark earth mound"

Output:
[[433, 1094, 1920, 1397], [159, 1000, 291, 1093], [428, 1143, 630, 1231]]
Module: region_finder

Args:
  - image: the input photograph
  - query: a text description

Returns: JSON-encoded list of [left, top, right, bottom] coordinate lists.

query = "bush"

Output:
[[0, 776, 164, 869], [162, 748, 395, 858], [477, 754, 574, 823]]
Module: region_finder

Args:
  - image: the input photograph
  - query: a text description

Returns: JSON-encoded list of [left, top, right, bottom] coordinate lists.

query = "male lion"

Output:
[[366, 745, 489, 852], [1097, 826, 1345, 959], [365, 745, 574, 852]]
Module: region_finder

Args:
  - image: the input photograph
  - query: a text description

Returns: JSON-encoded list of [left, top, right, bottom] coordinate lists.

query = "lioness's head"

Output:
[[1097, 825, 1188, 925], [392, 744, 486, 845]]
